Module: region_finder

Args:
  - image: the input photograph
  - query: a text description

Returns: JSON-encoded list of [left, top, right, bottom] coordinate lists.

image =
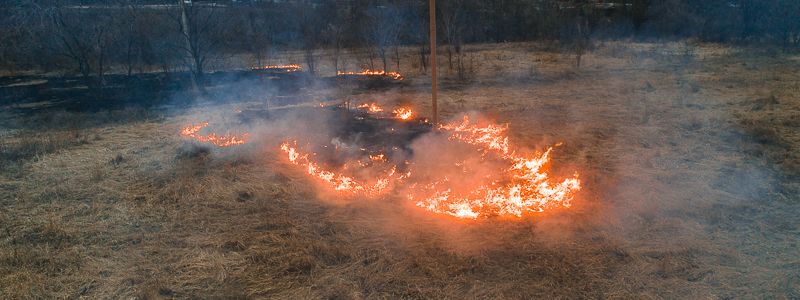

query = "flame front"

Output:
[[356, 103, 415, 121], [280, 142, 410, 195], [338, 69, 403, 80], [180, 122, 248, 147], [440, 116, 511, 155], [278, 115, 581, 219], [414, 116, 581, 218], [251, 64, 302, 72], [357, 102, 384, 113]]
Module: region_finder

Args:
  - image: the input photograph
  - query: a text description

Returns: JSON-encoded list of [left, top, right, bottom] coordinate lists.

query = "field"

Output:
[[1, 41, 798, 298]]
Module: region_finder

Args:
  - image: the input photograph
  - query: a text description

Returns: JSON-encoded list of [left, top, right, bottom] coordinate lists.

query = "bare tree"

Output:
[[409, 0, 430, 73], [367, 4, 403, 72], [1, 1, 43, 72], [775, 0, 800, 49], [172, 0, 224, 90], [572, 1, 591, 68], [122, 3, 139, 77], [177, 0, 200, 92], [120, 1, 155, 77], [325, 22, 345, 73], [440, 0, 470, 79], [242, 1, 278, 67], [13, 1, 119, 87], [2, 0, 799, 80], [294, 2, 328, 75]]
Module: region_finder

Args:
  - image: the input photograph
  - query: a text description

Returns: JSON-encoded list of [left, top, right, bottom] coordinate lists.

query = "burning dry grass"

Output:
[[251, 64, 303, 73], [337, 69, 404, 80], [0, 42, 798, 298]]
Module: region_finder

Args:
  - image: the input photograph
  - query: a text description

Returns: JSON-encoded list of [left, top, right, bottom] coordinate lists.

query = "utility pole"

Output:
[[429, 0, 438, 124]]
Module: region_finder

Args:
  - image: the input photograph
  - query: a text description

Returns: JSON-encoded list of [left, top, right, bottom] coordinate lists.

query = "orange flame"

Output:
[[357, 102, 384, 113], [280, 142, 410, 195], [180, 122, 248, 147], [356, 103, 415, 121], [413, 116, 581, 218], [278, 115, 580, 219], [392, 107, 414, 120], [440, 116, 511, 155], [337, 69, 403, 80], [251, 64, 302, 72]]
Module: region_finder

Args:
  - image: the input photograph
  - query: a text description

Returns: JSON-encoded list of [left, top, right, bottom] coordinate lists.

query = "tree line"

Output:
[[1, 0, 798, 85]]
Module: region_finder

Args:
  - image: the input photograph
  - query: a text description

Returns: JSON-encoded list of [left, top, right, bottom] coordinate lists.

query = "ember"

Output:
[[337, 69, 403, 80], [180, 122, 249, 147]]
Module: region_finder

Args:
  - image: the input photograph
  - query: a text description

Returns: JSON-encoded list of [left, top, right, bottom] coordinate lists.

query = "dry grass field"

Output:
[[1, 41, 798, 299]]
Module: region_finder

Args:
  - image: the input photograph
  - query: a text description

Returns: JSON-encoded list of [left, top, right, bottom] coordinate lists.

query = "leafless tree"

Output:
[[2, 0, 798, 80], [12, 1, 119, 87], [120, 1, 152, 77], [574, 14, 588, 68], [325, 22, 345, 73], [775, 0, 800, 49], [240, 2, 278, 67], [440, 0, 470, 79], [367, 4, 403, 72], [294, 2, 328, 75], [406, 1, 430, 72], [171, 0, 225, 89], [571, 2, 591, 68], [1, 2, 38, 72]]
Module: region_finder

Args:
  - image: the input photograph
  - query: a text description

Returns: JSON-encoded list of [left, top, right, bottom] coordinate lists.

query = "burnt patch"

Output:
[[236, 191, 253, 202], [175, 143, 211, 161], [221, 240, 247, 252]]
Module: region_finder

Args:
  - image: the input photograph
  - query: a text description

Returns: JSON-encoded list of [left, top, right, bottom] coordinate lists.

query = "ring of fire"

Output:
[[181, 103, 581, 219], [277, 105, 581, 219]]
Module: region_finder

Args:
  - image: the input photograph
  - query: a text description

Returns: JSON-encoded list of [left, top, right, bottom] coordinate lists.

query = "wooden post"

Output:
[[429, 0, 438, 124]]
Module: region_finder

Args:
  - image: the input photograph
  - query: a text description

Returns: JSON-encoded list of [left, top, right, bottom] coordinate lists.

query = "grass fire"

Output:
[[337, 69, 404, 80], [180, 122, 249, 147], [277, 110, 580, 219], [1, 1, 798, 299], [250, 64, 303, 72]]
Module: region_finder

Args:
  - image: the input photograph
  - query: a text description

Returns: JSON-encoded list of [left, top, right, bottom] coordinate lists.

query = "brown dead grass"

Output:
[[0, 41, 798, 299]]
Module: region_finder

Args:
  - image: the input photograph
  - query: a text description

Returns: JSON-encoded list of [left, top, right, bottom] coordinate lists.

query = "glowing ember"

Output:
[[357, 102, 384, 113], [251, 64, 302, 72], [278, 115, 580, 219], [392, 107, 414, 120], [337, 69, 403, 80], [180, 122, 249, 147]]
